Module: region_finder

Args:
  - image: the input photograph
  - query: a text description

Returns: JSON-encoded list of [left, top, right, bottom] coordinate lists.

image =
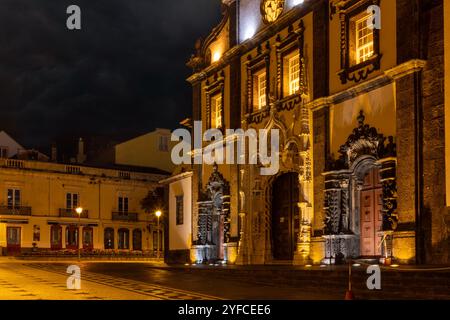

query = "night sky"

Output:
[[0, 0, 222, 151]]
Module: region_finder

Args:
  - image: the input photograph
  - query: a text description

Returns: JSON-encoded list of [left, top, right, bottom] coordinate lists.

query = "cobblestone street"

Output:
[[1, 260, 448, 300]]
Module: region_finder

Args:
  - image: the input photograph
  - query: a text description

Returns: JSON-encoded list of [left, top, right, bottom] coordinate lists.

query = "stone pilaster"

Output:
[[312, 107, 329, 234], [421, 0, 447, 264], [394, 71, 420, 264]]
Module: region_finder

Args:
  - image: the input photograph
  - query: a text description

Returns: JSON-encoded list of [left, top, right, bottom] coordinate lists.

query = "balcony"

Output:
[[6, 159, 25, 169], [59, 208, 89, 219], [112, 212, 138, 222], [0, 206, 32, 216]]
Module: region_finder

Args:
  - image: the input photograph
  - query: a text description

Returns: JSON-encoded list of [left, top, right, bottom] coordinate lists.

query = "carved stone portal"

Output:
[[323, 111, 398, 264], [194, 164, 231, 263]]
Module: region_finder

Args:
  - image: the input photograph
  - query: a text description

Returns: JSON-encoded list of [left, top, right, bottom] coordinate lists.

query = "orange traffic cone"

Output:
[[345, 261, 355, 300]]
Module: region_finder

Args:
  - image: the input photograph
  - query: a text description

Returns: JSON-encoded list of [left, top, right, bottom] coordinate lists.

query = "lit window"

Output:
[[288, 55, 300, 95], [355, 14, 374, 64], [211, 95, 223, 129], [257, 72, 267, 110]]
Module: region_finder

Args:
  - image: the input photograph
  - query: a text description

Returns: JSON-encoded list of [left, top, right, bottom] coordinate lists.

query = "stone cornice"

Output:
[[159, 171, 193, 185], [307, 59, 427, 111], [384, 59, 427, 80], [187, 0, 317, 84]]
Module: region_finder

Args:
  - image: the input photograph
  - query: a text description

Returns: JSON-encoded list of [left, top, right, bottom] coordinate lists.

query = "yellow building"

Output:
[[115, 129, 176, 174], [179, 0, 449, 265], [0, 158, 167, 256]]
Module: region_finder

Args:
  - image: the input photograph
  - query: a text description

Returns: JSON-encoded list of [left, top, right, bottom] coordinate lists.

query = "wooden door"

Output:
[[272, 173, 299, 261], [65, 225, 79, 250], [51, 225, 62, 250], [7, 227, 21, 255], [83, 227, 94, 251], [360, 168, 383, 257]]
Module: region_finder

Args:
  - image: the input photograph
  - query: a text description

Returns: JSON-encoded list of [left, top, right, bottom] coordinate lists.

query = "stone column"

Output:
[[62, 226, 66, 249]]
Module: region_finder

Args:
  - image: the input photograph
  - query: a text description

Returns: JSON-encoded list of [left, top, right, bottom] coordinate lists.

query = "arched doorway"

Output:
[[50, 225, 62, 250], [323, 111, 398, 263], [82, 227, 94, 251], [104, 228, 114, 249], [271, 172, 299, 261], [118, 228, 130, 250], [360, 167, 383, 257], [65, 225, 78, 250]]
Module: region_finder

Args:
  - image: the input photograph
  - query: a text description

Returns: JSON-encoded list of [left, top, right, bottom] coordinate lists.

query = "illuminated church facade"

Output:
[[172, 0, 450, 265]]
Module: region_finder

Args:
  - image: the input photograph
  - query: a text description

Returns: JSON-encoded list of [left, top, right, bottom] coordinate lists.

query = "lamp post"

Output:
[[76, 207, 83, 261], [155, 210, 162, 260]]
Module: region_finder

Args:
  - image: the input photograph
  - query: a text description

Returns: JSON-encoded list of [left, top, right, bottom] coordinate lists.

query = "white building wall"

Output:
[[168, 173, 192, 252]]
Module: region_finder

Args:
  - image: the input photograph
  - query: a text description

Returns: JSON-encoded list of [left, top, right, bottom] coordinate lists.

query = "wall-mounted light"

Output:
[[212, 51, 221, 63], [292, 0, 304, 6], [242, 25, 256, 42]]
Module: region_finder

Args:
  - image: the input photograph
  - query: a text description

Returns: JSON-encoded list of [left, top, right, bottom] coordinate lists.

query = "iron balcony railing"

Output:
[[0, 206, 32, 216], [112, 212, 138, 222], [59, 208, 89, 219]]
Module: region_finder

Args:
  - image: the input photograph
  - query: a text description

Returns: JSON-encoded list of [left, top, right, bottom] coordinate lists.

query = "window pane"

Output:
[[355, 14, 374, 64], [211, 95, 222, 128], [289, 55, 300, 95], [7, 189, 13, 207], [66, 193, 72, 209], [73, 194, 78, 208], [258, 73, 266, 110]]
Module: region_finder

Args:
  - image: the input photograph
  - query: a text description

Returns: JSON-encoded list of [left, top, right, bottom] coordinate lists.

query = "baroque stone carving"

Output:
[[322, 111, 398, 262], [324, 190, 341, 235], [326, 110, 394, 171], [195, 164, 231, 249], [261, 0, 285, 24]]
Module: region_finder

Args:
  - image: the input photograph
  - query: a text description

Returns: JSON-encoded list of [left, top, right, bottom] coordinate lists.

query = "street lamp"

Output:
[[155, 210, 162, 260], [76, 207, 83, 261]]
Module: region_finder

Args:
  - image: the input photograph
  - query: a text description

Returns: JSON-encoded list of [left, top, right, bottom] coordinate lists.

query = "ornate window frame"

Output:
[[205, 71, 225, 131], [337, 0, 382, 84], [275, 20, 305, 100], [245, 42, 271, 125]]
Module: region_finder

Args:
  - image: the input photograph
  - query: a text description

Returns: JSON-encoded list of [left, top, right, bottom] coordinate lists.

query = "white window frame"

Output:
[[211, 95, 223, 129], [288, 55, 300, 95], [66, 192, 79, 210], [7, 188, 21, 208], [355, 14, 374, 64], [118, 195, 129, 214], [257, 72, 267, 110]]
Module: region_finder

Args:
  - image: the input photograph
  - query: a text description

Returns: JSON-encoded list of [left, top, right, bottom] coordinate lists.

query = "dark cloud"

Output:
[[0, 0, 222, 148]]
